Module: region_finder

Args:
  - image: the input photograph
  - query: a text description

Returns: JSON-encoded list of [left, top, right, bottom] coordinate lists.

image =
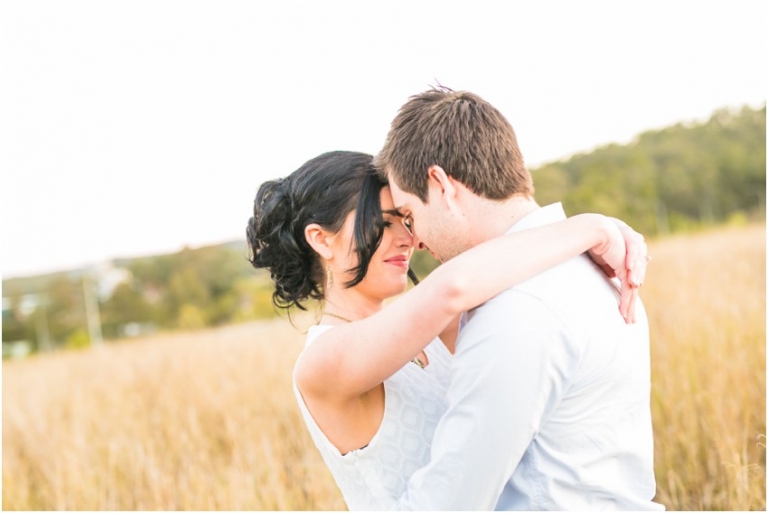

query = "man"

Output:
[[374, 87, 663, 510]]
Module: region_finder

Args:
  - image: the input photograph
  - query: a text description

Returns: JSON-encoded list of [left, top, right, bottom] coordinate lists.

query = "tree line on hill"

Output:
[[2, 104, 764, 353], [533, 104, 765, 234]]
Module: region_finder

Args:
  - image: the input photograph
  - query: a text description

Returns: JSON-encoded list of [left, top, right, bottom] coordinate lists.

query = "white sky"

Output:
[[1, 0, 766, 278]]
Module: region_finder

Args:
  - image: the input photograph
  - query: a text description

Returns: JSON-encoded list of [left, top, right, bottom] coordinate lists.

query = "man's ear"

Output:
[[304, 223, 333, 261], [427, 165, 459, 205]]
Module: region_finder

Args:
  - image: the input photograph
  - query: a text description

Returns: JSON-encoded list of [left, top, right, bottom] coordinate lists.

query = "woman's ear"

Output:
[[305, 223, 333, 260]]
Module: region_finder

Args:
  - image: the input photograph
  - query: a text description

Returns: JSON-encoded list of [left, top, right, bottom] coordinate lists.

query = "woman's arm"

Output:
[[295, 213, 628, 399]]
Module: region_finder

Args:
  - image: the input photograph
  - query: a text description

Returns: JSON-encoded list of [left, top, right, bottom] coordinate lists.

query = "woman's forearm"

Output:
[[428, 213, 615, 315]]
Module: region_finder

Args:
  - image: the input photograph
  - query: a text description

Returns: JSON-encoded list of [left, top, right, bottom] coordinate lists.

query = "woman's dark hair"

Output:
[[246, 151, 416, 311]]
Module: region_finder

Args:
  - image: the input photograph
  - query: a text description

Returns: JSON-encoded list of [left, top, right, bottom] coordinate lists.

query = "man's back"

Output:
[[391, 204, 662, 510], [478, 249, 658, 509]]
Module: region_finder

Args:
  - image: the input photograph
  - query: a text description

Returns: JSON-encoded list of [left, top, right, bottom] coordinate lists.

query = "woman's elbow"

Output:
[[432, 269, 470, 316]]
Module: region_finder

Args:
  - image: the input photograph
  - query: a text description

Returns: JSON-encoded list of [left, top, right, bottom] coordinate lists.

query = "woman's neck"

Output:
[[322, 286, 384, 321]]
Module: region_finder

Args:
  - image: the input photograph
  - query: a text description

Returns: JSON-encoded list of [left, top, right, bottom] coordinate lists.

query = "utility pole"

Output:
[[35, 292, 52, 351], [655, 200, 670, 235], [82, 274, 103, 346]]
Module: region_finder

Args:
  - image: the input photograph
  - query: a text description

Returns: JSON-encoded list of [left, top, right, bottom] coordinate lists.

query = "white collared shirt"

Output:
[[394, 203, 664, 510]]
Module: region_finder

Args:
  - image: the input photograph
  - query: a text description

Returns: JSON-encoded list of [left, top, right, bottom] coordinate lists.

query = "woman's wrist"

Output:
[[597, 215, 617, 252], [574, 213, 612, 254]]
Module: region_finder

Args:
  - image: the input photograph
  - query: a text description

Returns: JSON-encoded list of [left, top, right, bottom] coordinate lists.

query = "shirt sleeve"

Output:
[[392, 290, 579, 510]]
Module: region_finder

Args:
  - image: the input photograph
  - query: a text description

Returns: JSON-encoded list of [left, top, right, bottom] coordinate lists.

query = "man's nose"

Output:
[[412, 232, 427, 251]]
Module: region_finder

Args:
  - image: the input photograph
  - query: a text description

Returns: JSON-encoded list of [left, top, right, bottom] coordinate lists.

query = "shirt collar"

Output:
[[460, 202, 568, 332], [505, 202, 567, 235]]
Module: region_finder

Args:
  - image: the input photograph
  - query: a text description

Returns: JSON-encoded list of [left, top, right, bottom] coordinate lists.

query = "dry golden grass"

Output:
[[643, 224, 765, 510], [3, 224, 765, 510], [3, 318, 345, 510]]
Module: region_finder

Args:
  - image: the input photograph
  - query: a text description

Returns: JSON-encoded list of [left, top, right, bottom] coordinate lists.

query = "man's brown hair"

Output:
[[375, 86, 533, 203]]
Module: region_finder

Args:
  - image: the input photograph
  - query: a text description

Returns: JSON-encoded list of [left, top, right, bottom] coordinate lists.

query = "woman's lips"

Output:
[[384, 255, 409, 268]]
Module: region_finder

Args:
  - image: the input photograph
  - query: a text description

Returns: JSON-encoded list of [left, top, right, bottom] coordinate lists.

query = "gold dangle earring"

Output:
[[326, 265, 333, 288]]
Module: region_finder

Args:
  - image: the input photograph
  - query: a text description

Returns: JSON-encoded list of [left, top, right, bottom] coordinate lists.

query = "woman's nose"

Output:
[[396, 224, 414, 247]]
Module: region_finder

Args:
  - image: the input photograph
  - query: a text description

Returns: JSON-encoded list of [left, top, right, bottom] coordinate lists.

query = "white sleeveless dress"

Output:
[[293, 325, 451, 510]]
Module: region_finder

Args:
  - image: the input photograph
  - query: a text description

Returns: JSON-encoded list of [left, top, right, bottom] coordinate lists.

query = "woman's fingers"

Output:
[[619, 283, 639, 324], [623, 229, 648, 287]]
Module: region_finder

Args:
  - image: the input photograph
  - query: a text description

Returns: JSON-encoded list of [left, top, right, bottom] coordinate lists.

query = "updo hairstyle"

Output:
[[246, 151, 413, 311]]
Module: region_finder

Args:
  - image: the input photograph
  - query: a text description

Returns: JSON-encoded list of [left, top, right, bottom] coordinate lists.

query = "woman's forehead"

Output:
[[379, 186, 394, 210]]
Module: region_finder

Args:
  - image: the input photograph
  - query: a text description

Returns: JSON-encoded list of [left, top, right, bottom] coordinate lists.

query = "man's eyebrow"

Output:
[[382, 209, 404, 217]]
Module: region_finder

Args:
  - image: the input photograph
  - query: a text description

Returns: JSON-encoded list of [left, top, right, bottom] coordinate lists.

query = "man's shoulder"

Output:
[[489, 253, 605, 300], [467, 254, 627, 331], [466, 284, 562, 328]]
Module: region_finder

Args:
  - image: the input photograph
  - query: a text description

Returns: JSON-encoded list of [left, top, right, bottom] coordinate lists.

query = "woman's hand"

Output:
[[588, 218, 649, 324]]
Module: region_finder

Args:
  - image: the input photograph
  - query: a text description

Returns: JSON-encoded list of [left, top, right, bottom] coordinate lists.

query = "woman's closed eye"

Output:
[[403, 215, 413, 234], [382, 209, 411, 232]]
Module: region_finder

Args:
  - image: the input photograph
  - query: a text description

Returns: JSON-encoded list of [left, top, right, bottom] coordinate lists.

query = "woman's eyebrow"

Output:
[[382, 209, 404, 217]]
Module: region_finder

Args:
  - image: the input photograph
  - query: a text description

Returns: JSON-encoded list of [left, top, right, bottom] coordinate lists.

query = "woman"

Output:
[[246, 151, 645, 509]]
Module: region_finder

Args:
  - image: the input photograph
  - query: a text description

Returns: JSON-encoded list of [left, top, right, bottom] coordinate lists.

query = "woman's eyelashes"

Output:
[[382, 216, 412, 232], [403, 215, 413, 233]]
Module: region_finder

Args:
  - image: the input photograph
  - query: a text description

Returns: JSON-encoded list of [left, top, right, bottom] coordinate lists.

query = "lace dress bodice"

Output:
[[293, 325, 451, 510]]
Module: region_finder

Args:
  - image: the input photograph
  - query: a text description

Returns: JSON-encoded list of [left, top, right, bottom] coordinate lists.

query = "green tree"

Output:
[[532, 104, 766, 235], [100, 282, 153, 338]]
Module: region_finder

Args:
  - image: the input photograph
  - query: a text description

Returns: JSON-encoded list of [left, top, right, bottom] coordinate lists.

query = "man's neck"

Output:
[[465, 194, 540, 248]]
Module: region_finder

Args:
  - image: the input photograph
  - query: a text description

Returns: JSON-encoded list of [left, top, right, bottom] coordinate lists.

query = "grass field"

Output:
[[3, 224, 765, 510]]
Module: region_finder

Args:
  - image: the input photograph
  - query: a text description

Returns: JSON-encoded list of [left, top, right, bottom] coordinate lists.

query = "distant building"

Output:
[[18, 294, 39, 317], [2, 293, 42, 319], [92, 263, 132, 300], [2, 341, 31, 359]]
